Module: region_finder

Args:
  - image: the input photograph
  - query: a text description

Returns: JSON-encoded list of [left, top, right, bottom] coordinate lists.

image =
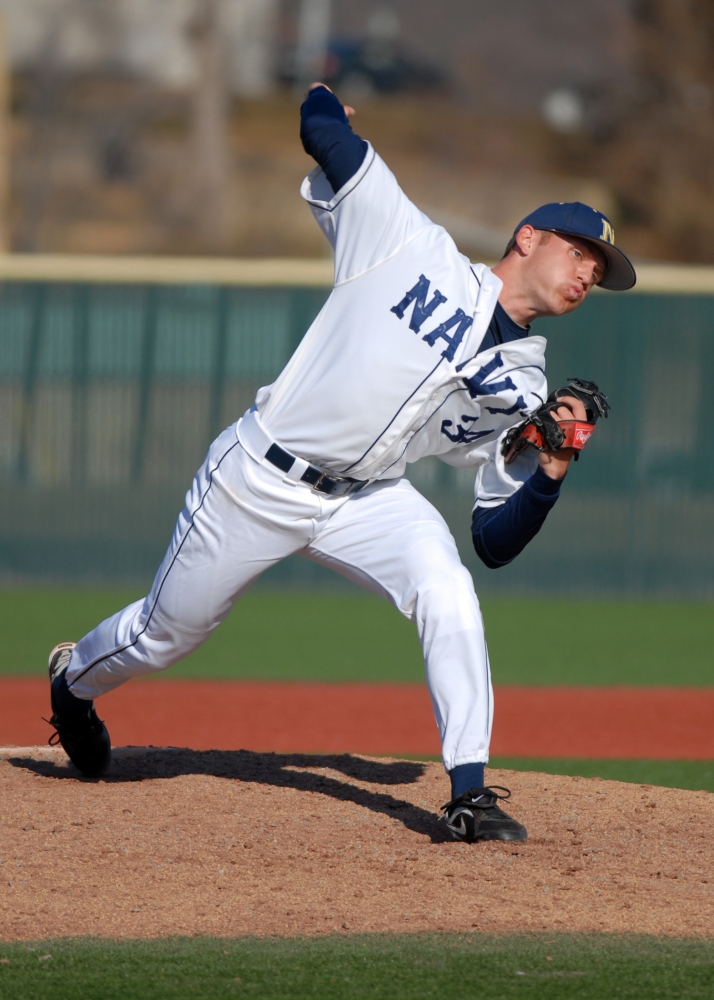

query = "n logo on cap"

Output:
[[601, 219, 615, 245]]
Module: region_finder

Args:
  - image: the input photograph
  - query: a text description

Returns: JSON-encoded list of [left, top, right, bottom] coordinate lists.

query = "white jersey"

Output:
[[248, 143, 548, 506]]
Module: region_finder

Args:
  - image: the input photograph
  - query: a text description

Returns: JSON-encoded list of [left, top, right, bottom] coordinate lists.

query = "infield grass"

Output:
[[399, 758, 714, 793], [3, 588, 714, 686], [0, 933, 712, 1000], [488, 758, 714, 793]]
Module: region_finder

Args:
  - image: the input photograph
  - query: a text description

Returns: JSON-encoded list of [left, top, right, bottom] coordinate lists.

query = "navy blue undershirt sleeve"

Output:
[[471, 466, 563, 568], [300, 85, 368, 194]]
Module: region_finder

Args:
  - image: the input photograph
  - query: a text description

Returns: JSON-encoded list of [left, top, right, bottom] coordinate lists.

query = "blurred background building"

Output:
[[0, 0, 710, 262]]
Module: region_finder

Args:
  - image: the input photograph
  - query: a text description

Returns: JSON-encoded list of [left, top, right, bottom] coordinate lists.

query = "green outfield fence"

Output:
[[2, 254, 714, 596]]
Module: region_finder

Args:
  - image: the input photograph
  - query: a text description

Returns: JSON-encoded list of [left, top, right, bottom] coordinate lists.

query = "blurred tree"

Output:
[[187, 0, 232, 253], [294, 0, 331, 92], [607, 0, 714, 261], [0, 14, 10, 252], [15, 10, 64, 252]]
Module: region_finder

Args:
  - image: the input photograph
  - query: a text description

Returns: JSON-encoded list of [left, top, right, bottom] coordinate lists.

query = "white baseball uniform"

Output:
[[64, 144, 547, 772]]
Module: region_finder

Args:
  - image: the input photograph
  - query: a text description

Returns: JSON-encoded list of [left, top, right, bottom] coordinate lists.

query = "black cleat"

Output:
[[47, 642, 111, 778], [439, 786, 527, 843]]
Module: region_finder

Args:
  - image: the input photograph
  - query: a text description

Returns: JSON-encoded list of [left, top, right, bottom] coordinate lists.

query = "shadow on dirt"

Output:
[[10, 747, 451, 842]]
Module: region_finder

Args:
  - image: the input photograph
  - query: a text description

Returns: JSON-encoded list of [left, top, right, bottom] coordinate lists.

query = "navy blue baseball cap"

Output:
[[513, 202, 636, 291]]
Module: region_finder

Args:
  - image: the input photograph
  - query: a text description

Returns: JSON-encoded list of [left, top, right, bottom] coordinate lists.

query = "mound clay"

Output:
[[0, 747, 712, 941]]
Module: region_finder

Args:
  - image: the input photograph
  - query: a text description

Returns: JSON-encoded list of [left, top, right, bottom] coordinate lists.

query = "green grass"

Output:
[[3, 588, 714, 686], [483, 599, 714, 686], [395, 759, 714, 794], [0, 589, 423, 682], [489, 758, 714, 793], [0, 934, 712, 1000]]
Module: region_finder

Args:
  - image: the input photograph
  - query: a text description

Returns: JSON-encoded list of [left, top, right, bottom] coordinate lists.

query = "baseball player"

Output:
[[47, 84, 635, 843]]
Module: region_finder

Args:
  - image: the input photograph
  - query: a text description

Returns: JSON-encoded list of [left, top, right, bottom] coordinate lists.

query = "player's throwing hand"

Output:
[[308, 81, 355, 117]]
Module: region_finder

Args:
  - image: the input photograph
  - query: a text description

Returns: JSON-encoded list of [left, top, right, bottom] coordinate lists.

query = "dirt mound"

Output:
[[0, 747, 712, 941]]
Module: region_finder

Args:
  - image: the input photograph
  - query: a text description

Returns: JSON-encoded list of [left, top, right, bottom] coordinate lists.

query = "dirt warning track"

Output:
[[0, 747, 712, 941], [2, 679, 714, 758]]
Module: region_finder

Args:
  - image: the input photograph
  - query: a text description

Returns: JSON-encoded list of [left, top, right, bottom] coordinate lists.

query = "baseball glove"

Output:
[[501, 377, 609, 465]]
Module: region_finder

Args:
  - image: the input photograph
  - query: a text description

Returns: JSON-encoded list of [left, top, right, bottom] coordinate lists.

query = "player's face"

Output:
[[527, 232, 606, 316]]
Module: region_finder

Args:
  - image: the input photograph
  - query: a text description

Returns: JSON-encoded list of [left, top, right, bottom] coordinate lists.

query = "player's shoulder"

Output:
[[468, 262, 494, 287], [462, 335, 547, 377], [501, 333, 547, 365]]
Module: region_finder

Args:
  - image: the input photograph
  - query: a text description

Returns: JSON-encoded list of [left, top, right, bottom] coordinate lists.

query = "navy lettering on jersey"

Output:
[[422, 308, 473, 362], [391, 275, 472, 362], [391, 274, 447, 332], [441, 413, 493, 444], [485, 397, 527, 415], [463, 352, 517, 397]]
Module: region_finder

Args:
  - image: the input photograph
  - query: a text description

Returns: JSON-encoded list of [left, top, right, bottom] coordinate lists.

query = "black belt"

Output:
[[265, 443, 369, 496]]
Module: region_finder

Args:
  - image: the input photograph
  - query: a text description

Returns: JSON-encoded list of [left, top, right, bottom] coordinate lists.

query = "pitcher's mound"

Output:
[[0, 746, 712, 940]]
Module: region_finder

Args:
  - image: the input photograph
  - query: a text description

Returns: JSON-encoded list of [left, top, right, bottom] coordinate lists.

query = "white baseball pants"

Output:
[[65, 419, 494, 771]]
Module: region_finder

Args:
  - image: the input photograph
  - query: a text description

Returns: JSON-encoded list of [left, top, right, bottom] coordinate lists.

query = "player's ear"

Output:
[[513, 225, 536, 257]]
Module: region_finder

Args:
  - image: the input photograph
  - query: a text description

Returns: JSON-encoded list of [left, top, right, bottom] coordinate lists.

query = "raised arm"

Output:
[[298, 84, 431, 283]]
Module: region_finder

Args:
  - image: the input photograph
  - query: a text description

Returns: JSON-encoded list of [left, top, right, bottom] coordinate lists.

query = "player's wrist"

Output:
[[537, 451, 571, 480], [531, 463, 565, 491]]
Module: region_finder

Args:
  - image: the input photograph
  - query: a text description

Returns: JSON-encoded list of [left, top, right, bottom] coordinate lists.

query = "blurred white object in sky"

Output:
[[1, 0, 279, 95], [294, 0, 331, 89], [542, 88, 584, 133], [367, 6, 400, 41]]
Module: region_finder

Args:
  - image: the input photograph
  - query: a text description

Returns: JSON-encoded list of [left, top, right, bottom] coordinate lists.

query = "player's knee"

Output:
[[137, 604, 213, 667], [411, 559, 479, 625], [149, 581, 227, 638]]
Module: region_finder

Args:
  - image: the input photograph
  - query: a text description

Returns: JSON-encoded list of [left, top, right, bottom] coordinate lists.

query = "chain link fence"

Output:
[[1, 277, 713, 595]]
